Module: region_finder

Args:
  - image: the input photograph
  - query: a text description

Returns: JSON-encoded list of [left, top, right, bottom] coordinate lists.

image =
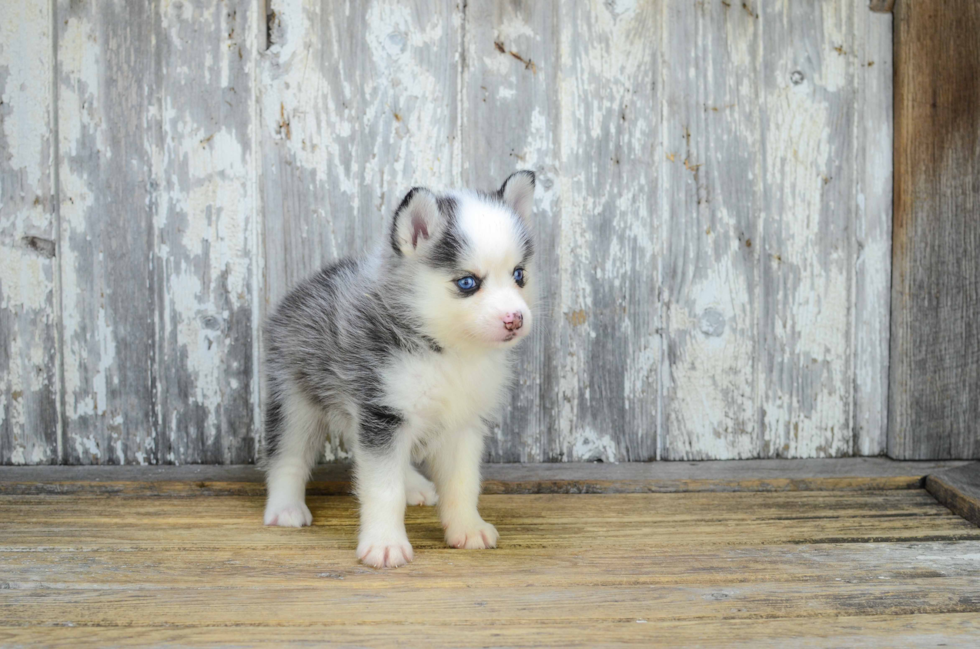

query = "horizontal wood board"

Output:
[[0, 458, 971, 496]]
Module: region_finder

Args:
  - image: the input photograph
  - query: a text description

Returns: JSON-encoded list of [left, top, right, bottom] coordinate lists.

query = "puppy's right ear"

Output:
[[390, 187, 442, 257]]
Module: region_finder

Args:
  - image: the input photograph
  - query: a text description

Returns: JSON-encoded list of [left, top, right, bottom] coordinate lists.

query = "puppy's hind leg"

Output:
[[405, 464, 439, 507], [263, 387, 325, 527]]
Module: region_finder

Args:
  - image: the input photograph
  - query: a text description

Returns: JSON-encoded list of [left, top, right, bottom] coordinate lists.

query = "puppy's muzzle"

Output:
[[503, 311, 524, 332]]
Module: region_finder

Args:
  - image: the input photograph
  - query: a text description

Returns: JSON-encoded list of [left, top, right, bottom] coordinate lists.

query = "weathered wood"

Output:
[[1, 489, 980, 646], [853, 2, 894, 456], [927, 463, 980, 527], [757, 1, 856, 458], [661, 1, 892, 460], [55, 0, 260, 465], [557, 0, 660, 461], [6, 540, 979, 589], [153, 0, 259, 463], [259, 0, 460, 461], [6, 576, 980, 626], [0, 2, 60, 464], [56, 0, 158, 463], [3, 615, 980, 649], [461, 1, 563, 462], [0, 458, 971, 496], [890, 0, 980, 459], [11, 505, 973, 550], [661, 0, 762, 459]]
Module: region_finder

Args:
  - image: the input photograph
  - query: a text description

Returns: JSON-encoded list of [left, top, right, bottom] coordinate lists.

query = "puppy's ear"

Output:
[[498, 170, 536, 222], [390, 187, 442, 256]]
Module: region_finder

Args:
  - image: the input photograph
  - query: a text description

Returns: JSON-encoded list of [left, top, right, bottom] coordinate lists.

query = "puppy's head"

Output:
[[389, 171, 536, 351]]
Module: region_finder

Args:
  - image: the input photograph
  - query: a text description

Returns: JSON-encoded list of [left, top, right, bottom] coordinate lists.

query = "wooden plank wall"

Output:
[[889, 0, 980, 459], [0, 0, 895, 465]]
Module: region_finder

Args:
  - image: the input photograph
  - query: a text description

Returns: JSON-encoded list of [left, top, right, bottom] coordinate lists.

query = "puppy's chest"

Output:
[[383, 352, 509, 430]]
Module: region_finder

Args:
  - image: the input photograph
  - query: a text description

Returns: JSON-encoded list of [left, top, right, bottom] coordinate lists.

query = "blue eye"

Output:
[[455, 276, 478, 292], [513, 268, 525, 286]]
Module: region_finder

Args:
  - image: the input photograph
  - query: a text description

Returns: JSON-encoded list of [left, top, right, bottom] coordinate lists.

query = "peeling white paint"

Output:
[[0, 0, 58, 464], [0, 248, 52, 312], [75, 434, 102, 462], [757, 0, 855, 458], [557, 0, 659, 461], [572, 429, 619, 462], [0, 4, 51, 192]]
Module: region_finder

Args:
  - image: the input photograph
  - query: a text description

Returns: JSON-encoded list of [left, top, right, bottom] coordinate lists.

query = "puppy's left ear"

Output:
[[498, 170, 535, 222]]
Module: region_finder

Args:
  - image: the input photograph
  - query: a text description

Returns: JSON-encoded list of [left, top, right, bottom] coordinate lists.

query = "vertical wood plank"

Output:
[[153, 0, 258, 463], [0, 1, 59, 464], [890, 0, 980, 459], [557, 0, 660, 461], [661, 0, 762, 460], [758, 1, 855, 458], [460, 1, 562, 462], [852, 5, 892, 456], [56, 0, 158, 464], [260, 0, 460, 461]]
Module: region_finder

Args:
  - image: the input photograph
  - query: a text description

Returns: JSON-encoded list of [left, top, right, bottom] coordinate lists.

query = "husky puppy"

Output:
[[261, 171, 536, 568]]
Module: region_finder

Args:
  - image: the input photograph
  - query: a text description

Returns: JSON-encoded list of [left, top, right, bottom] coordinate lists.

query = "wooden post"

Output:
[[889, 0, 980, 459]]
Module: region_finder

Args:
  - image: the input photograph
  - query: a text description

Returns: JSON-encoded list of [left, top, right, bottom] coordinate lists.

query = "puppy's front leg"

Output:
[[430, 427, 498, 550], [354, 440, 413, 569]]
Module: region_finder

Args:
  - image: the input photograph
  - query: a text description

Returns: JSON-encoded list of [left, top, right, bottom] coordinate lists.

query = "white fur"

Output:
[[263, 391, 323, 527], [412, 191, 534, 350]]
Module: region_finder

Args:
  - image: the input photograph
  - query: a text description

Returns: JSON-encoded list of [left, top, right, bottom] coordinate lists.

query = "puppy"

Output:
[[261, 171, 536, 568]]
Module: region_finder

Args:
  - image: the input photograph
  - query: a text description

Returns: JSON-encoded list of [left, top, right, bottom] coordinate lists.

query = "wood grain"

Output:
[[661, 1, 893, 460], [53, 0, 260, 465], [889, 0, 980, 459], [0, 2, 59, 464], [1, 488, 980, 646], [1, 615, 978, 649], [3, 492, 978, 551], [7, 541, 980, 588], [153, 0, 259, 463], [557, 0, 660, 461], [852, 2, 893, 456], [757, 1, 855, 458], [926, 463, 980, 527], [661, 0, 761, 460], [56, 0, 158, 464], [1, 458, 971, 496]]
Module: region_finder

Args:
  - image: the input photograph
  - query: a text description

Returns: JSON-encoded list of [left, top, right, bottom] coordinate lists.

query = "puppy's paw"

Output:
[[357, 532, 414, 569], [405, 475, 439, 507], [444, 517, 498, 550], [264, 501, 313, 527]]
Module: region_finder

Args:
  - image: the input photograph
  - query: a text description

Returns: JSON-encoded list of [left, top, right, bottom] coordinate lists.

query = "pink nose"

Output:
[[503, 311, 523, 332]]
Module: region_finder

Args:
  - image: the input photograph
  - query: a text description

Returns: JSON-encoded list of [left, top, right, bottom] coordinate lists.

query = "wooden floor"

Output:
[[2, 466, 980, 647]]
